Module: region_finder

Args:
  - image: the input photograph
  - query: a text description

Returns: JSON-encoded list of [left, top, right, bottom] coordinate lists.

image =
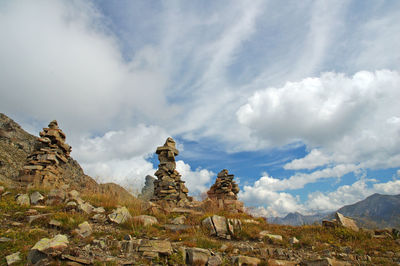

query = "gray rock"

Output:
[[75, 221, 92, 238], [78, 202, 94, 215], [65, 201, 78, 211], [301, 258, 351, 265], [233, 255, 261, 266], [93, 206, 105, 214], [171, 215, 186, 225], [208, 255, 223, 266], [132, 215, 158, 226], [30, 191, 44, 205], [91, 213, 107, 223], [47, 189, 66, 204], [335, 212, 359, 232], [202, 216, 216, 235], [27, 249, 47, 265], [108, 206, 132, 224], [0, 237, 12, 242], [16, 194, 30, 206], [6, 252, 21, 265], [163, 224, 193, 232], [49, 219, 62, 228], [289, 236, 299, 244], [138, 239, 172, 255], [28, 234, 68, 264], [121, 239, 142, 253], [212, 215, 229, 238], [186, 247, 211, 266], [28, 213, 52, 224], [67, 190, 80, 200], [139, 175, 156, 200], [259, 231, 282, 241]]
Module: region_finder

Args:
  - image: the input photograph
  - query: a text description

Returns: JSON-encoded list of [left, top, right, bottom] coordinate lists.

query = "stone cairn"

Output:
[[19, 120, 71, 187], [152, 137, 190, 207], [206, 169, 244, 213]]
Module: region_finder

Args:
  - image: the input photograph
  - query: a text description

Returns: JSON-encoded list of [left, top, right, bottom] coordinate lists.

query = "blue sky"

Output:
[[1, 0, 400, 217]]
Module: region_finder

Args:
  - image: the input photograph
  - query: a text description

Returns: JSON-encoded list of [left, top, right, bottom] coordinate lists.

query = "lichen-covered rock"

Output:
[[16, 193, 30, 206], [6, 252, 21, 265], [28, 234, 68, 264], [31, 234, 69, 253], [108, 206, 132, 224], [78, 202, 94, 215], [75, 221, 92, 238]]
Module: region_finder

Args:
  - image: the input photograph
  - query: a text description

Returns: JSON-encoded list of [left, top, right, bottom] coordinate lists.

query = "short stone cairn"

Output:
[[206, 169, 244, 213]]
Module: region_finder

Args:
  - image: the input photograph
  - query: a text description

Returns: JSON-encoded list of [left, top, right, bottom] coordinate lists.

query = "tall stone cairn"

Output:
[[152, 137, 190, 206], [18, 120, 71, 187], [206, 169, 244, 213]]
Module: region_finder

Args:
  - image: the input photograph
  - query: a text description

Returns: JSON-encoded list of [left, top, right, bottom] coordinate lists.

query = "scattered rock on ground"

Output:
[[170, 215, 186, 225], [233, 255, 261, 266], [138, 239, 173, 255], [6, 252, 21, 265], [75, 221, 92, 238], [16, 193, 30, 206], [30, 191, 44, 205], [108, 206, 132, 224], [78, 202, 94, 215], [28, 234, 68, 264], [186, 247, 211, 265], [289, 237, 299, 245]]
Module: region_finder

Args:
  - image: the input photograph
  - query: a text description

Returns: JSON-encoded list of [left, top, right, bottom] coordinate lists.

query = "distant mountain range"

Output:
[[269, 211, 328, 226], [269, 193, 400, 229]]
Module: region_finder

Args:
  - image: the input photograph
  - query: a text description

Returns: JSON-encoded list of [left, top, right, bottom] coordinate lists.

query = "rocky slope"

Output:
[[2, 184, 400, 265], [0, 113, 134, 201]]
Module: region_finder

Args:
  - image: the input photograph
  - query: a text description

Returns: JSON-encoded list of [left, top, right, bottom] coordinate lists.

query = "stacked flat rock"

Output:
[[19, 120, 71, 187], [207, 169, 243, 212], [152, 137, 190, 206]]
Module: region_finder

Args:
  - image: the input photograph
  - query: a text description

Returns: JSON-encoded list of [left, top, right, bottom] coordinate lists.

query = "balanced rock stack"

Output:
[[206, 169, 244, 213], [18, 120, 71, 187], [152, 137, 190, 207]]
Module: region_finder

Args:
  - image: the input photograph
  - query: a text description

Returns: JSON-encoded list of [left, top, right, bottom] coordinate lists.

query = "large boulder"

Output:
[[108, 207, 132, 224], [186, 247, 211, 266], [28, 234, 68, 264], [202, 215, 241, 239], [335, 212, 359, 232], [138, 240, 173, 255]]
